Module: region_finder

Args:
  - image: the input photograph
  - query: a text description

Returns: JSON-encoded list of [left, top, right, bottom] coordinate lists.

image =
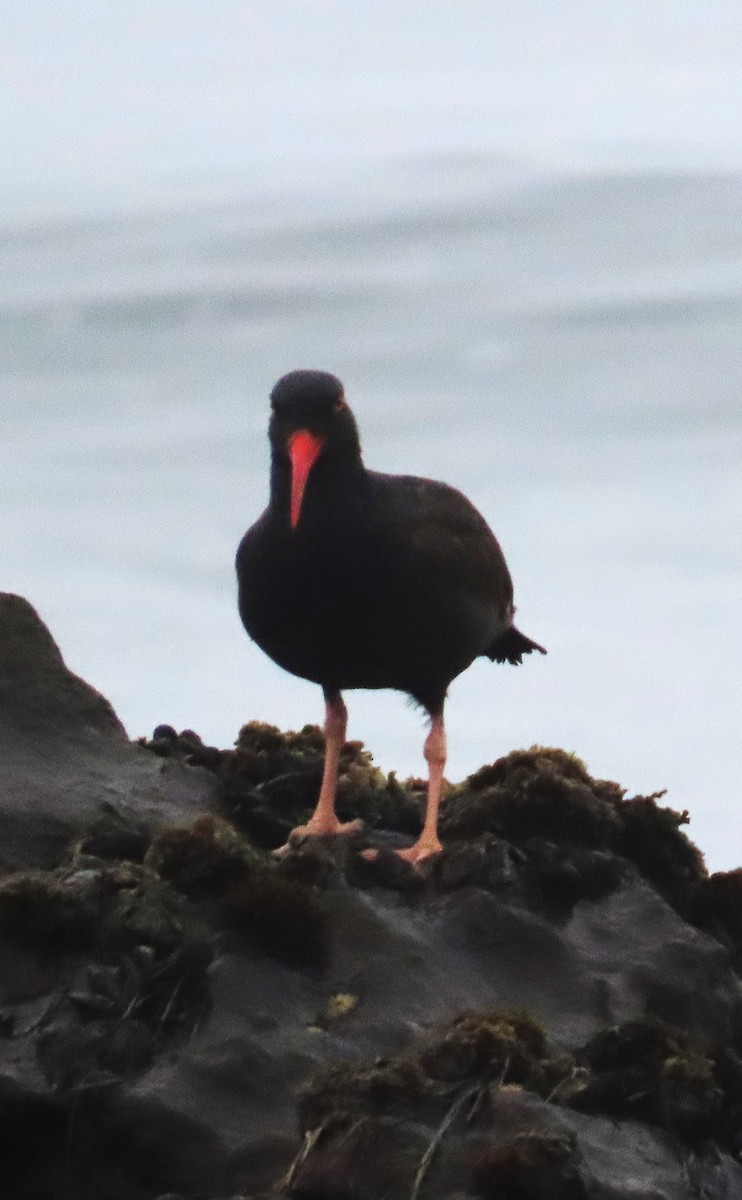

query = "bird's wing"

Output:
[[369, 472, 515, 618]]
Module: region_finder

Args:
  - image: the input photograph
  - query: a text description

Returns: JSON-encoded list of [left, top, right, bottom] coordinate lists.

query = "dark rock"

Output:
[[431, 842, 490, 890], [37, 1016, 155, 1087], [226, 798, 295, 849], [0, 594, 217, 872], [78, 831, 151, 863], [472, 1130, 588, 1199], [0, 592, 123, 737], [0, 1077, 229, 1200], [217, 870, 330, 969], [1, 598, 742, 1199]]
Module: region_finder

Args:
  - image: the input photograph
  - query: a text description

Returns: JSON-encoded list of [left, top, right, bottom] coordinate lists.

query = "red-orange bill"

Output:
[[288, 430, 324, 528]]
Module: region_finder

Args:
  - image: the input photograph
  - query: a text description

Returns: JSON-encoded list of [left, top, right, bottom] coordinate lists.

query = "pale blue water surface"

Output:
[[1, 1, 741, 868]]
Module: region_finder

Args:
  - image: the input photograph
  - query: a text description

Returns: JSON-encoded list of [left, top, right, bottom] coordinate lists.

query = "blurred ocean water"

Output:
[[1, 1, 741, 866]]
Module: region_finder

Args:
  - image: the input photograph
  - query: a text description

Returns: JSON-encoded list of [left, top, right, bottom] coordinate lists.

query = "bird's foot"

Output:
[[273, 816, 365, 857], [361, 837, 443, 869]]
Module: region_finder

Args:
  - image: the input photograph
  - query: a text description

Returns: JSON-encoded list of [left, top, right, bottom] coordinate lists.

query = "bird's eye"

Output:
[[333, 395, 347, 413]]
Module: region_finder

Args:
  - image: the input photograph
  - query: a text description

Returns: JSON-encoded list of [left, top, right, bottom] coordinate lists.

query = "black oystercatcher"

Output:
[[237, 370, 545, 864]]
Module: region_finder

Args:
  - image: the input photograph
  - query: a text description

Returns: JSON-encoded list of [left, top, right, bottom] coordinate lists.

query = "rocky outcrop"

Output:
[[1, 595, 742, 1200], [0, 594, 216, 871]]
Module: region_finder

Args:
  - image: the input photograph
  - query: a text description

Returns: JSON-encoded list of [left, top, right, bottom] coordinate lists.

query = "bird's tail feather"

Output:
[[485, 626, 547, 665]]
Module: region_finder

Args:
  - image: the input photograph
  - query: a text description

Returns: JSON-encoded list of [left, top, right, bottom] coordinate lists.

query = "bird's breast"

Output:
[[237, 516, 394, 678]]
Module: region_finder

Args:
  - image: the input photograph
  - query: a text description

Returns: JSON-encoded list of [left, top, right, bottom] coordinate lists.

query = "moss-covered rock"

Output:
[[693, 869, 742, 971], [419, 1009, 549, 1086], [227, 720, 326, 784], [0, 870, 101, 950], [300, 1055, 428, 1130], [614, 793, 706, 911], [144, 814, 262, 898], [570, 1015, 725, 1146], [0, 861, 184, 952], [442, 748, 623, 847], [300, 1006, 574, 1133], [217, 722, 424, 848]]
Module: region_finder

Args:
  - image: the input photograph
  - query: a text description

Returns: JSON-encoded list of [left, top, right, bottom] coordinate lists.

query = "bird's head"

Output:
[[268, 369, 361, 529]]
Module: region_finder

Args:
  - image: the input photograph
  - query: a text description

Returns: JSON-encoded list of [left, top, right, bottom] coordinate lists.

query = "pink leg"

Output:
[[362, 711, 446, 867], [395, 712, 446, 864], [276, 690, 363, 851]]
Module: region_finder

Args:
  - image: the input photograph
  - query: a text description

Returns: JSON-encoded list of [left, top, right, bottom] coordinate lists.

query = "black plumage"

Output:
[[237, 370, 545, 863]]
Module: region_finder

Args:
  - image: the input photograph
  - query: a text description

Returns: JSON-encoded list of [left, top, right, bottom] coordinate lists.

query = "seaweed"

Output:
[[419, 1009, 550, 1086], [216, 722, 424, 850], [141, 725, 725, 970], [442, 748, 623, 848], [336, 764, 423, 835], [693, 869, 742, 971], [0, 861, 183, 953], [300, 1005, 742, 1159], [300, 1055, 428, 1129], [0, 871, 101, 950], [570, 1015, 724, 1146], [439, 747, 710, 925], [299, 1007, 573, 1132], [144, 814, 262, 898], [614, 793, 706, 912]]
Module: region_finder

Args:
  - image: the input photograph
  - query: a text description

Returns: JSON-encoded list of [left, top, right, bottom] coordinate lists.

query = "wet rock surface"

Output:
[[1, 596, 742, 1198]]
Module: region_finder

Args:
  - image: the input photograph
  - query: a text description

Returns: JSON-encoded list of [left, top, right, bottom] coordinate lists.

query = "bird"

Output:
[[236, 369, 546, 865]]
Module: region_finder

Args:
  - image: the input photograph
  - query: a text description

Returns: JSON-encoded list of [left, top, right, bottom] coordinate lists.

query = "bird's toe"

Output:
[[361, 840, 443, 870], [273, 817, 366, 857]]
